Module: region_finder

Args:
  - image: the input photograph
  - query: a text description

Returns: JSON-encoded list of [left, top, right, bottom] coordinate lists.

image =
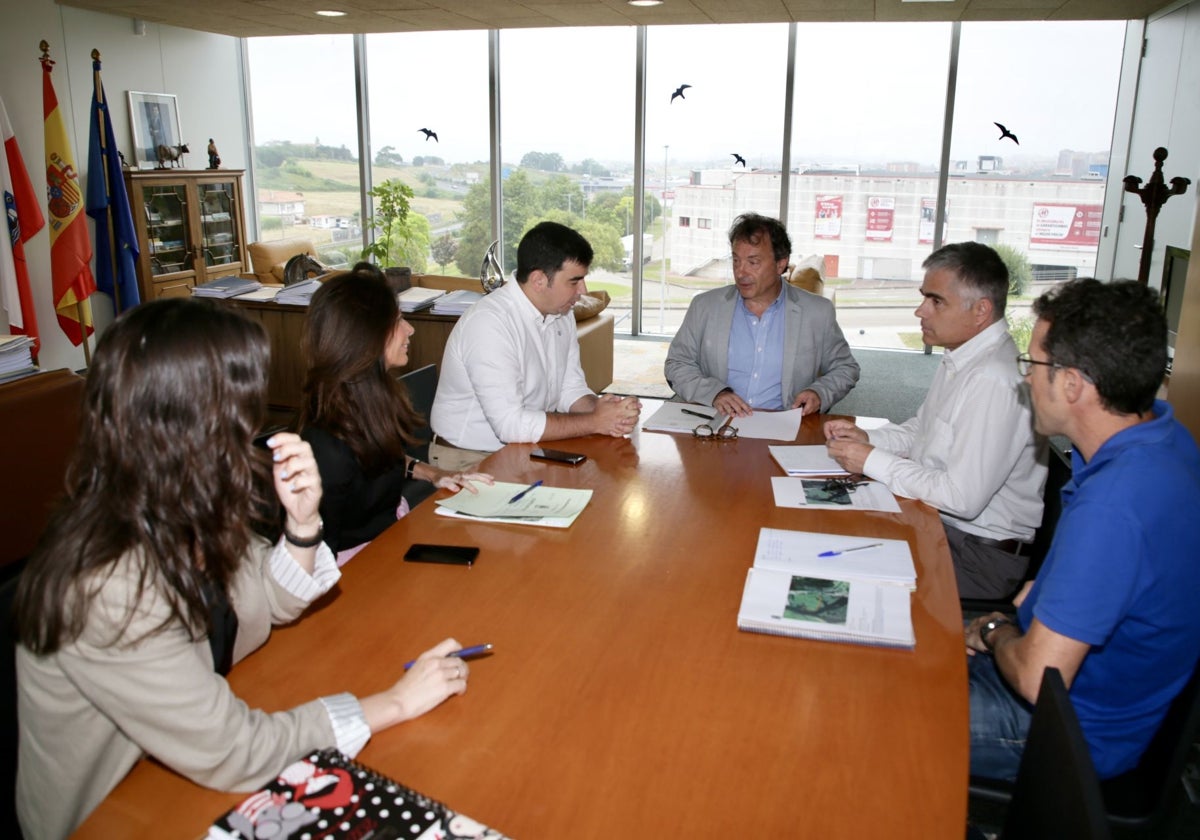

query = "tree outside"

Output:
[[432, 234, 459, 272]]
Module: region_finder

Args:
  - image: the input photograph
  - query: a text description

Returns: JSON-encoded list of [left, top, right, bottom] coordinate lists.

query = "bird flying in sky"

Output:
[[418, 128, 438, 142], [671, 84, 692, 103], [731, 153, 746, 167], [993, 122, 1019, 145]]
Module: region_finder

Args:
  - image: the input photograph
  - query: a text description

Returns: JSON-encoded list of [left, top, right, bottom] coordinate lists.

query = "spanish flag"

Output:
[[41, 51, 95, 345]]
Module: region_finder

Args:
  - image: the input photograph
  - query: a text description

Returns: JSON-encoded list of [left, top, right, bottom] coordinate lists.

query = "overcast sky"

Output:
[[247, 20, 1127, 171]]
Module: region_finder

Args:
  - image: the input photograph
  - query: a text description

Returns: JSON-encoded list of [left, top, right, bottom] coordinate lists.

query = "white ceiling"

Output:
[[55, 0, 1167, 38]]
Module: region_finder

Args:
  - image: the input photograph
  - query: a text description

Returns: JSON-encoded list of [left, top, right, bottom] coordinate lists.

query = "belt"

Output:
[[431, 433, 469, 451], [964, 533, 1031, 557]]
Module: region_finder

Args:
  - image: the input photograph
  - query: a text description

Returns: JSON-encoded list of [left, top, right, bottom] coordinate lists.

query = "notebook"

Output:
[[207, 748, 509, 840], [192, 275, 262, 299], [736, 527, 916, 649]]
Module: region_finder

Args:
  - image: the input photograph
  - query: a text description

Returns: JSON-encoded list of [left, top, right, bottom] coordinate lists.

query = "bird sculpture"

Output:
[[418, 128, 438, 142], [671, 84, 692, 103], [731, 153, 746, 167], [993, 122, 1019, 145]]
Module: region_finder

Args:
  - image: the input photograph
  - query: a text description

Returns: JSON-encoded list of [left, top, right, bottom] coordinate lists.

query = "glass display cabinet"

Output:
[[125, 170, 248, 300]]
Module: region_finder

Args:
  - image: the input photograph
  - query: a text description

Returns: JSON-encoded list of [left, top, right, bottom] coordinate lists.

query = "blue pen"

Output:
[[403, 643, 494, 671], [818, 542, 883, 558], [509, 480, 543, 503]]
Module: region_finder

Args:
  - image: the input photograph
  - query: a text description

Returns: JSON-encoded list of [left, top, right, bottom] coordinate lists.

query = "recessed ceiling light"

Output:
[[627, 0, 664, 7], [315, 9, 348, 16]]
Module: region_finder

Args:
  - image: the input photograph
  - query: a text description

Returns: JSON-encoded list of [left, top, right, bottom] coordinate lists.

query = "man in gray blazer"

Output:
[[665, 213, 859, 417]]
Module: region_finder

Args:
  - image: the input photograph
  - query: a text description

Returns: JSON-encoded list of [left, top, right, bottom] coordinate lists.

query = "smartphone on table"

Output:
[[530, 448, 587, 465], [403, 544, 479, 566]]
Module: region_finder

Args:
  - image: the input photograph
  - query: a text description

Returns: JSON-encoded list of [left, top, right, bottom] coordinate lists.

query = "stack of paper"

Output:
[[435, 480, 592, 528], [768, 445, 850, 476], [642, 402, 727, 434], [228, 286, 281, 302], [431, 289, 483, 316], [642, 404, 804, 441], [398, 286, 445, 313], [274, 278, 323, 306], [0, 335, 36, 382], [191, 275, 262, 299], [736, 527, 916, 649]]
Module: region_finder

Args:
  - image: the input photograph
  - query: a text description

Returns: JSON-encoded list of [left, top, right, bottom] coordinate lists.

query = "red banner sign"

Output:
[[1029, 203, 1103, 251], [866, 196, 894, 242], [814, 196, 842, 240]]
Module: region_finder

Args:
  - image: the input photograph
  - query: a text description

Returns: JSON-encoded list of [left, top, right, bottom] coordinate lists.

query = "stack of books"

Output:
[[0, 335, 36, 383], [737, 527, 916, 649], [398, 286, 445, 313], [274, 278, 323, 306], [431, 289, 483, 316], [191, 275, 262, 299]]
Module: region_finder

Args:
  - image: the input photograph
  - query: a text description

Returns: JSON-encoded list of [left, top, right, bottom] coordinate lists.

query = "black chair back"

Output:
[[396, 363, 438, 509], [1001, 667, 1112, 840], [397, 363, 437, 463], [1100, 655, 1200, 838]]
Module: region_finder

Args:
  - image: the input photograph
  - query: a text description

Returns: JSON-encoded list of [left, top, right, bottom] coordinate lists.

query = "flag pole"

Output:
[[41, 39, 96, 366], [92, 49, 121, 315], [75, 299, 91, 365]]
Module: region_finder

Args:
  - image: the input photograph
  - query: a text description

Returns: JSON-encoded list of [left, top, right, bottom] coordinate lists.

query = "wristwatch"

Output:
[[980, 617, 1013, 651]]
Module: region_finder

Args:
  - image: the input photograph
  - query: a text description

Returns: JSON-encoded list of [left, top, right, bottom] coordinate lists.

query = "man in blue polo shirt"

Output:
[[966, 278, 1200, 781]]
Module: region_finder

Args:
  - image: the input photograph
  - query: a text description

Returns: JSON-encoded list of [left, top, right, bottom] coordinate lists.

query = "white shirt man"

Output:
[[825, 243, 1046, 599], [430, 222, 639, 472]]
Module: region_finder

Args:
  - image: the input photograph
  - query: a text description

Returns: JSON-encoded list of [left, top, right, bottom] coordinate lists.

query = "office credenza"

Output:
[[74, 410, 967, 838], [226, 297, 456, 413]]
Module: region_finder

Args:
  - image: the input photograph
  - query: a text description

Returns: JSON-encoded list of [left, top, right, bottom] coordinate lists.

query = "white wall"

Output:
[[1112, 0, 1200, 287], [0, 0, 247, 372]]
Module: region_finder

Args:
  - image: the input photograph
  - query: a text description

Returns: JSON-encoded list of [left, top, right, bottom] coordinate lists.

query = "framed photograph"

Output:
[[127, 91, 182, 169]]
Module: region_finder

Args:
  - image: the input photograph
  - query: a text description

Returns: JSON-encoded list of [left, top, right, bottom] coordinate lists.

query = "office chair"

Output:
[[961, 441, 1071, 618], [1, 572, 24, 837], [970, 656, 1200, 839], [396, 363, 438, 509], [967, 667, 1111, 840]]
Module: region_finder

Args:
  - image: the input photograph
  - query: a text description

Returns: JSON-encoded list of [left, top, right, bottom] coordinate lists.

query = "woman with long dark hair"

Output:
[[300, 264, 490, 562], [14, 299, 469, 838]]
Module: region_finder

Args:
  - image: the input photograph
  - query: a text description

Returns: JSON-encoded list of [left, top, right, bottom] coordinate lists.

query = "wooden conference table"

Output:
[[75, 409, 968, 838]]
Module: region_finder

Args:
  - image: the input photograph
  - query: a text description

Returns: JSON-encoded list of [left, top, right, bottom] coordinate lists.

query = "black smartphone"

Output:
[[403, 544, 479, 566], [530, 448, 587, 465]]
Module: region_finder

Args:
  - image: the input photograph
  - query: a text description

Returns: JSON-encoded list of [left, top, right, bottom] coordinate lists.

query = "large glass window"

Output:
[[784, 23, 952, 351], [946, 21, 1125, 344], [643, 24, 790, 337], [246, 35, 359, 267], [496, 27, 636, 315], [366, 31, 490, 275]]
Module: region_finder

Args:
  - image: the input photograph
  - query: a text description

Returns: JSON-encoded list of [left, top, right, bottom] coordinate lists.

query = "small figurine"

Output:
[[207, 138, 221, 170]]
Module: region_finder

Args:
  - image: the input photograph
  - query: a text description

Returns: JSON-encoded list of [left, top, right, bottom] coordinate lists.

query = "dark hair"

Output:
[[300, 263, 419, 473], [922, 242, 1009, 319], [516, 221, 593, 284], [15, 298, 274, 654], [729, 213, 792, 263], [1032, 278, 1167, 415]]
